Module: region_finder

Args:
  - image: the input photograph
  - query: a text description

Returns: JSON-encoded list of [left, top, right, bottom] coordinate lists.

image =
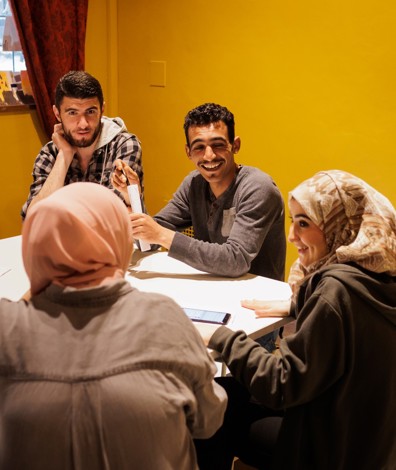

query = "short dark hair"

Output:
[[183, 103, 235, 146], [54, 71, 104, 109]]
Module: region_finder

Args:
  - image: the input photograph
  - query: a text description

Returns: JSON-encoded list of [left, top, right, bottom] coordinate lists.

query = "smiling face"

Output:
[[185, 121, 240, 197], [288, 198, 329, 269], [53, 96, 103, 148]]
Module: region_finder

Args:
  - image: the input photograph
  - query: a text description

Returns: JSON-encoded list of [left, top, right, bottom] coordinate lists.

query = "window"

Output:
[[0, 0, 34, 107], [0, 0, 26, 72]]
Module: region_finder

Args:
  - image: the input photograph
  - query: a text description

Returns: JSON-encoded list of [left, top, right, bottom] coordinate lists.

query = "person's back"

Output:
[[0, 284, 224, 470], [1, 183, 226, 470]]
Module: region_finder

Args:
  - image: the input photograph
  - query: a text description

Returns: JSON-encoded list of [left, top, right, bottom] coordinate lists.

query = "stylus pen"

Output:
[[121, 167, 130, 186]]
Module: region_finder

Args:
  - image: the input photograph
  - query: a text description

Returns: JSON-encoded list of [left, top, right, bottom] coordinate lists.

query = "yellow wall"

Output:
[[2, 0, 396, 276], [0, 109, 46, 238], [85, 0, 118, 116], [117, 0, 396, 272]]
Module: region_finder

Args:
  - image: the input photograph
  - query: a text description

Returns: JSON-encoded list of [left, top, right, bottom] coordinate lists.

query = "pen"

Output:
[[121, 167, 130, 186]]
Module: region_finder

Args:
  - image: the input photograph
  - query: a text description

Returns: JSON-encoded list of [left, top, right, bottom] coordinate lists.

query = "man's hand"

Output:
[[26, 124, 76, 215], [52, 123, 75, 166], [111, 159, 141, 205], [241, 298, 291, 318], [130, 213, 175, 249]]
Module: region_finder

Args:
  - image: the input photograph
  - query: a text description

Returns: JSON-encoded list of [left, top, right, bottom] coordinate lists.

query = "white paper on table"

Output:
[[132, 251, 206, 275], [127, 251, 292, 316]]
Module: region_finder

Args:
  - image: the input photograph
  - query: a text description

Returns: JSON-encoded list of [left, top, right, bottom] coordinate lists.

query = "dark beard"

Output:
[[62, 122, 102, 148]]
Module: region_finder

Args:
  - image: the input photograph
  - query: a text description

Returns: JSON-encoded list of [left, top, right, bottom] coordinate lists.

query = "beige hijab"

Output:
[[288, 170, 396, 293], [22, 183, 133, 296]]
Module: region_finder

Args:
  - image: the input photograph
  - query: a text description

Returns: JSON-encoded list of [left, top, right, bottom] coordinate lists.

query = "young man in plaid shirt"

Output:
[[22, 71, 143, 219]]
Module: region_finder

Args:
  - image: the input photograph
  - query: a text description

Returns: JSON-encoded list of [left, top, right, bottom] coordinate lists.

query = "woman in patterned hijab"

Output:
[[243, 169, 396, 314], [287, 169, 396, 293], [195, 171, 396, 470]]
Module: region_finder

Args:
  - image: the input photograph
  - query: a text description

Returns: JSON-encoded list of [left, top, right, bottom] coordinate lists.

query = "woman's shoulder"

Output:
[[299, 263, 396, 325], [312, 263, 395, 287], [0, 298, 30, 321]]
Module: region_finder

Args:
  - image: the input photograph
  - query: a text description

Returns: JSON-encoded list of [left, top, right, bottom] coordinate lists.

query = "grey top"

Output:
[[0, 280, 227, 470], [154, 166, 286, 280]]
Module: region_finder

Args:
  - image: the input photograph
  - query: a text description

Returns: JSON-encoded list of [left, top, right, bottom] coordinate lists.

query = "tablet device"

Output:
[[183, 308, 231, 325]]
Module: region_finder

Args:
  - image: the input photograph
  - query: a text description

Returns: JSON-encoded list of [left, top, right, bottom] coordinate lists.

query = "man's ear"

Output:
[[53, 105, 61, 122], [232, 136, 241, 154], [185, 144, 192, 160], [101, 101, 105, 114]]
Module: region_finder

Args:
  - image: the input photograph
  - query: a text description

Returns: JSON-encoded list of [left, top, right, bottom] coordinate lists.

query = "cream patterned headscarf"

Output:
[[288, 170, 396, 293], [23, 183, 133, 295]]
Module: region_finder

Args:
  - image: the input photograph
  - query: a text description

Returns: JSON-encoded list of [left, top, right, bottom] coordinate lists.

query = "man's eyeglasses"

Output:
[[189, 142, 231, 158]]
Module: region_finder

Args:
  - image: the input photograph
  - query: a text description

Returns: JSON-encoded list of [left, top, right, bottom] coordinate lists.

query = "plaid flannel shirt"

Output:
[[21, 131, 143, 219]]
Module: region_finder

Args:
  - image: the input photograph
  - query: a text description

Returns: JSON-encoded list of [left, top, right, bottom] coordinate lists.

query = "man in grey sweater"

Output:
[[115, 103, 286, 350]]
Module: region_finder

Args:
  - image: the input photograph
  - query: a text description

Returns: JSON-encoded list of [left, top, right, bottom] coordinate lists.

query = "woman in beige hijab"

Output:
[[194, 170, 396, 470], [0, 182, 226, 470]]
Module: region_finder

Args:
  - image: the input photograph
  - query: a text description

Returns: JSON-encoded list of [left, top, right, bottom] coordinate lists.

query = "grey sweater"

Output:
[[154, 166, 286, 280]]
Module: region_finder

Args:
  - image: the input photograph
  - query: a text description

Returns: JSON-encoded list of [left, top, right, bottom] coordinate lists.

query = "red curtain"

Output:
[[9, 0, 89, 139]]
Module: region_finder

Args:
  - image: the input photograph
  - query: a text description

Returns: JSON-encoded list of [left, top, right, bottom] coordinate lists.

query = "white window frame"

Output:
[[0, 0, 26, 73]]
